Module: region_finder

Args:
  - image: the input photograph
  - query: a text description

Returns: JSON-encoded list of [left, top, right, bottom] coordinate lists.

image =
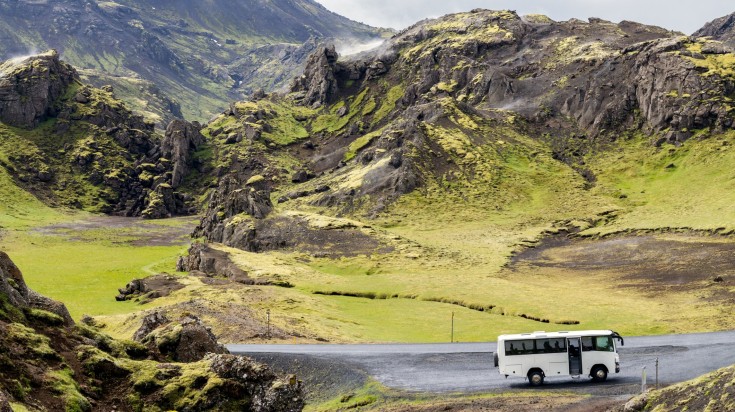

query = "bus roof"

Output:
[[498, 330, 616, 341]]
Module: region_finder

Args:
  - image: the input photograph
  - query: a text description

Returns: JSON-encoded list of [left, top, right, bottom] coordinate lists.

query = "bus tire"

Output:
[[527, 369, 544, 386], [590, 365, 608, 382]]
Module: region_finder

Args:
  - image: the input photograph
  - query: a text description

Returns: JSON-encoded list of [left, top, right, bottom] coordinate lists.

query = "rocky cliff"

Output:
[[0, 51, 201, 217], [694, 12, 735, 47], [0, 251, 304, 411], [0, 0, 389, 127]]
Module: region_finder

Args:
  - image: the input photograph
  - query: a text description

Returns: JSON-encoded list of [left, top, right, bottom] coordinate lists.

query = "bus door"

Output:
[[567, 337, 582, 375]]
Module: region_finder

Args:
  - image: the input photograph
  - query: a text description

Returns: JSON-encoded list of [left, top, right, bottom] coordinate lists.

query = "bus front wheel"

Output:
[[528, 370, 544, 386], [590, 366, 608, 382]]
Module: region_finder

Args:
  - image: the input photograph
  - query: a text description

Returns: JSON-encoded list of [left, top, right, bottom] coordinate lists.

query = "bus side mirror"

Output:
[[612, 331, 624, 346]]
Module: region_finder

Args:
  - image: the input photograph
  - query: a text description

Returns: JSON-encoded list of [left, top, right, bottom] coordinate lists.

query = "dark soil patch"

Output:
[[33, 216, 197, 247], [510, 233, 735, 295], [250, 215, 395, 258], [116, 274, 186, 304]]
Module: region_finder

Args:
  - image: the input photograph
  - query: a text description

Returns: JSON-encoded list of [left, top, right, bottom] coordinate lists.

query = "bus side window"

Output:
[[550, 338, 565, 353], [596, 336, 613, 352], [582, 336, 594, 352]]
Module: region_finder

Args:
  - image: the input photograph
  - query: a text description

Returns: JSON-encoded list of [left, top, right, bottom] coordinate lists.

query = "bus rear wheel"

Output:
[[528, 370, 544, 386], [590, 366, 608, 382]]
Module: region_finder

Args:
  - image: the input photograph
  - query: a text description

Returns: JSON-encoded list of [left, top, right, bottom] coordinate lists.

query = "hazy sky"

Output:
[[314, 0, 734, 34]]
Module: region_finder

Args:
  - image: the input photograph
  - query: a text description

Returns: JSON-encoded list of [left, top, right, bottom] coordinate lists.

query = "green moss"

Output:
[[0, 292, 24, 322], [120, 359, 240, 411], [24, 308, 64, 326], [435, 81, 458, 93], [47, 368, 91, 412], [350, 88, 369, 111], [344, 129, 384, 162], [246, 175, 265, 185], [7, 323, 58, 358], [371, 85, 404, 126], [362, 98, 377, 115], [684, 40, 735, 78], [74, 323, 147, 358]]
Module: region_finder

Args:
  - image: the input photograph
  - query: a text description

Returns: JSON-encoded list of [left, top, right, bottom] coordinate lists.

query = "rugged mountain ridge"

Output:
[[0, 51, 202, 217], [694, 12, 735, 47], [0, 251, 304, 411], [0, 0, 388, 126], [185, 10, 735, 251]]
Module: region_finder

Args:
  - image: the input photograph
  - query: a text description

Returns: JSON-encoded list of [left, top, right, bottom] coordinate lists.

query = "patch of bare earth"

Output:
[[33, 215, 197, 246], [509, 232, 735, 303]]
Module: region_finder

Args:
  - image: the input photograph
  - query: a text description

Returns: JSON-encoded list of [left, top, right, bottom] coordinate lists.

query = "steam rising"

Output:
[[335, 39, 385, 57], [0, 48, 41, 77]]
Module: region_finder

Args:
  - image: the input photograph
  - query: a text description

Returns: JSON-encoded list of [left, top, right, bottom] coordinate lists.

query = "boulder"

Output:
[[209, 354, 304, 412], [177, 243, 255, 283], [139, 314, 229, 362], [133, 311, 170, 342]]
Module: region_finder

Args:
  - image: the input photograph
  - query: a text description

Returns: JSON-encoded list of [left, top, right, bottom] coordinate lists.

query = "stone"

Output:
[[140, 314, 229, 362]]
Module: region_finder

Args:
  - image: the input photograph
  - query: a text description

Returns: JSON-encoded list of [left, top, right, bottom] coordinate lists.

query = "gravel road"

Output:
[[227, 330, 735, 395]]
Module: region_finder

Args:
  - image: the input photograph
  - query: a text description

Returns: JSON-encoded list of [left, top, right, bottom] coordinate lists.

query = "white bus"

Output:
[[494, 330, 624, 386]]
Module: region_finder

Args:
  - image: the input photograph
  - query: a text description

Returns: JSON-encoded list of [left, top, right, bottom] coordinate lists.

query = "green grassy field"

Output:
[[2, 128, 735, 343], [0, 198, 195, 319]]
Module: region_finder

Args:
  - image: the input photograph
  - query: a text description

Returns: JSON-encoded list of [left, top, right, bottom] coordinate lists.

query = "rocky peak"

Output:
[[694, 12, 735, 47], [0, 50, 77, 128], [290, 44, 341, 107]]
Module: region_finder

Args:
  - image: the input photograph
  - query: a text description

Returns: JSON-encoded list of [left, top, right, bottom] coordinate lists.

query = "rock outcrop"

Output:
[[0, 52, 201, 219], [0, 50, 76, 128], [160, 119, 206, 189], [694, 12, 735, 47], [0, 252, 305, 411], [290, 45, 341, 107], [194, 174, 273, 243], [135, 313, 229, 362]]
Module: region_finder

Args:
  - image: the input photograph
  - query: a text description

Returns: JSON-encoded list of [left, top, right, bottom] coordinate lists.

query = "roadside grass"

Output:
[[306, 379, 587, 412]]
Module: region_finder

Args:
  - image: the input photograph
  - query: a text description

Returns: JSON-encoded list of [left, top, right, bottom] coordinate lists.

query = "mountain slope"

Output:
[[694, 11, 735, 47], [0, 0, 388, 126]]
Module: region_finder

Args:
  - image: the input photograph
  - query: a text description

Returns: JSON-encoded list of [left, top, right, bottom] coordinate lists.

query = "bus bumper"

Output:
[[615, 361, 620, 373]]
